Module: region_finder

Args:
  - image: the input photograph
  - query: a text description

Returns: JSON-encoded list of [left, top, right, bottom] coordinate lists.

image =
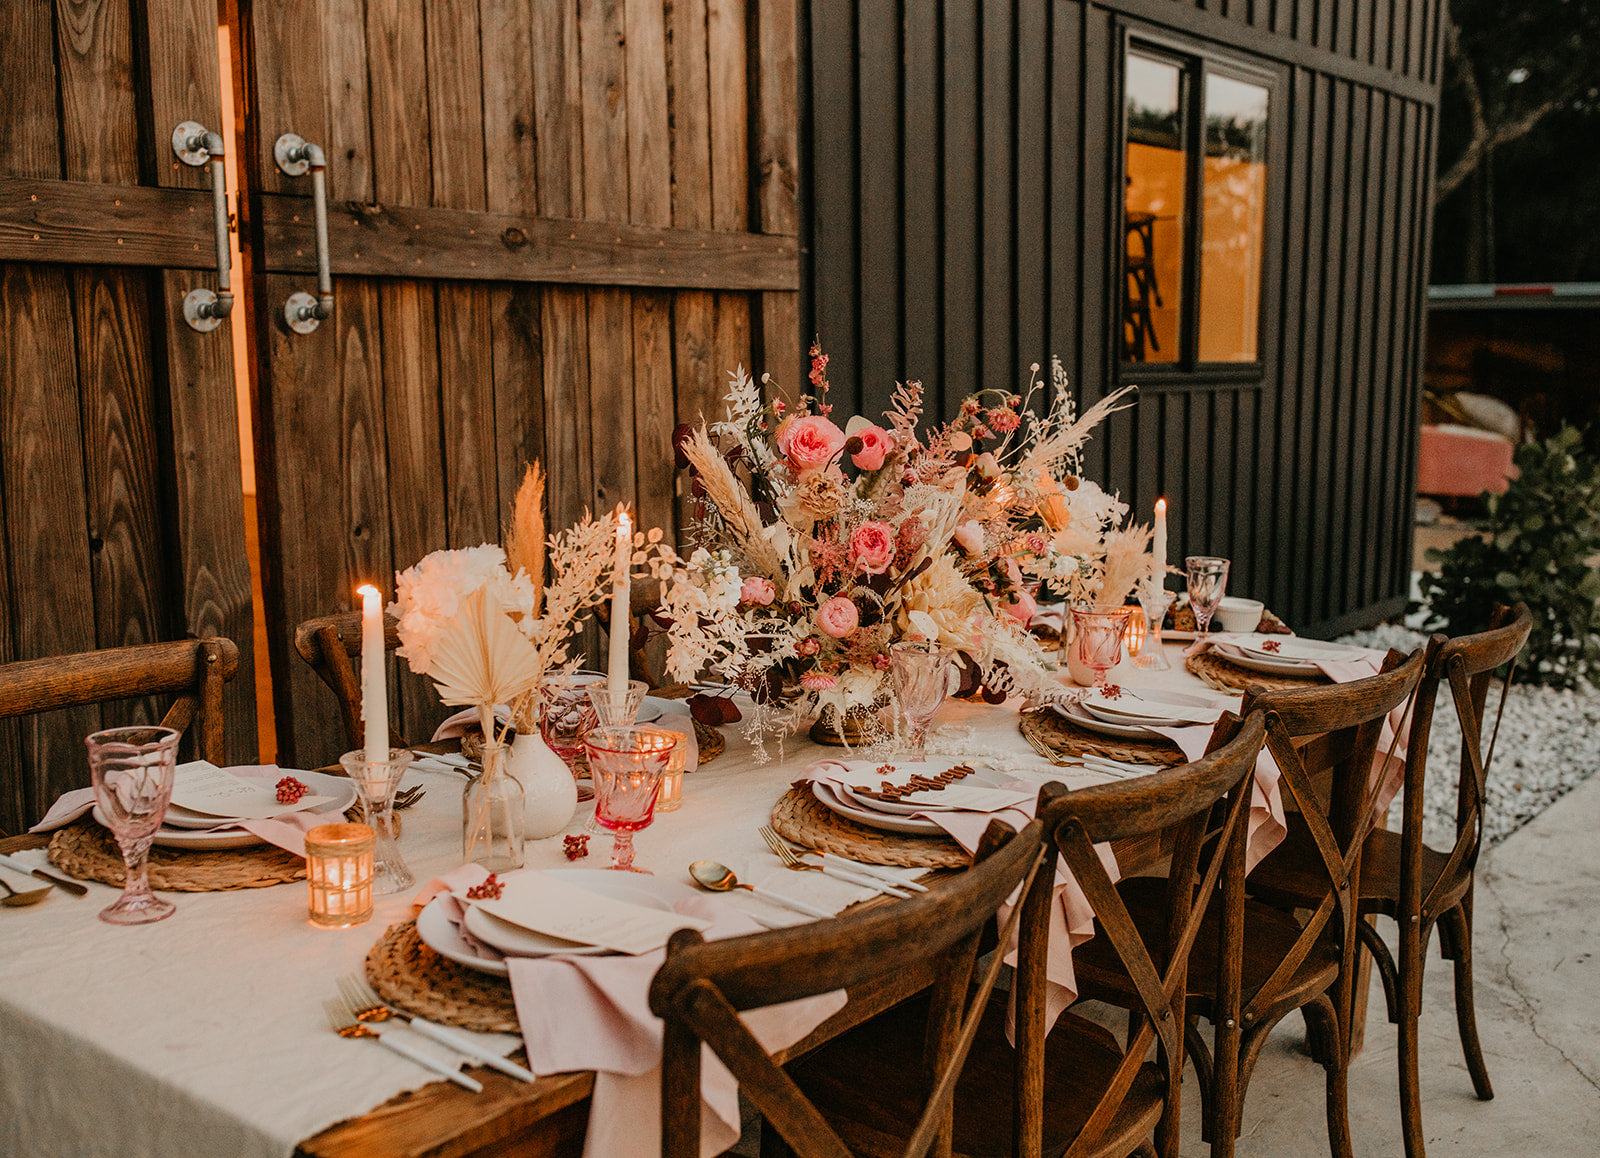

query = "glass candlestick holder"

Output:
[[1132, 588, 1175, 671], [339, 748, 415, 894]]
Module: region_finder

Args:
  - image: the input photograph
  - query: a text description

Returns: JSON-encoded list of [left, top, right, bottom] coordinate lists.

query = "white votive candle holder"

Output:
[[306, 822, 376, 928]]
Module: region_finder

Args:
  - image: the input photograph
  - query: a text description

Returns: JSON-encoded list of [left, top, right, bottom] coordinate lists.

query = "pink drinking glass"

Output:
[[582, 727, 678, 872], [539, 674, 603, 771], [86, 726, 181, 925], [1071, 605, 1134, 687]]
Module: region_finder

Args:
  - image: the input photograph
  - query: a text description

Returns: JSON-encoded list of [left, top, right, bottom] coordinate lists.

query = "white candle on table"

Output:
[[607, 508, 631, 697], [356, 584, 388, 761], [1153, 498, 1168, 587]]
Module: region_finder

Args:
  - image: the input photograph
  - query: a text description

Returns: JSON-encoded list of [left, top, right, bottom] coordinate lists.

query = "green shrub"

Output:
[[1418, 425, 1600, 688]]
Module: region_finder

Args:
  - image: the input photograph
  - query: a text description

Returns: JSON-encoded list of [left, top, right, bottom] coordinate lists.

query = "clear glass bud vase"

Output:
[[462, 740, 525, 872]]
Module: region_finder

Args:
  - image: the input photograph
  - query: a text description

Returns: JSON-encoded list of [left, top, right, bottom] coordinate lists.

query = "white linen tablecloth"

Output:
[[0, 642, 1250, 1158]]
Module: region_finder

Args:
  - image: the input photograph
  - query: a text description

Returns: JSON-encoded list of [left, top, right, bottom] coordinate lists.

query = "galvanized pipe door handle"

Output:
[[274, 133, 335, 333], [171, 122, 233, 333]]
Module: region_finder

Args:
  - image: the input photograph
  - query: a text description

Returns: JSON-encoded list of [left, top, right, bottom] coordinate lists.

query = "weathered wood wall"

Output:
[[805, 0, 1443, 638], [242, 0, 801, 766], [0, 0, 255, 833]]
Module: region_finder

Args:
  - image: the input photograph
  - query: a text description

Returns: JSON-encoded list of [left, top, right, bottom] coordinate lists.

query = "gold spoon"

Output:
[[687, 860, 832, 918], [0, 877, 51, 907]]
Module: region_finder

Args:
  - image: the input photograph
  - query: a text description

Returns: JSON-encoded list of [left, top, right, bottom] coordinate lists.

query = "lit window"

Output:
[[1122, 43, 1271, 370]]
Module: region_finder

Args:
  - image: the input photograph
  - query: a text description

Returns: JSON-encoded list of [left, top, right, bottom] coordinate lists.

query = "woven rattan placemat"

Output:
[[692, 720, 726, 765], [770, 786, 971, 869], [365, 919, 520, 1033], [1185, 650, 1327, 694], [1018, 707, 1186, 766], [47, 819, 305, 891]]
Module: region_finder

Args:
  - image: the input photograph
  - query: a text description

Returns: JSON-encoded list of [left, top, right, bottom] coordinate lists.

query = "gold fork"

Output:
[[323, 996, 483, 1090], [394, 784, 425, 810], [336, 975, 537, 1081], [758, 826, 911, 898]]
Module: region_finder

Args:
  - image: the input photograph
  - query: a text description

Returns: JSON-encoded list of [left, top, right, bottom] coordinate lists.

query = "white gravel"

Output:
[[1337, 623, 1600, 848]]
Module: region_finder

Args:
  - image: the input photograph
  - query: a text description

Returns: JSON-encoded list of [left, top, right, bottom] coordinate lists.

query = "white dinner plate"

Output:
[[463, 875, 678, 958], [1080, 687, 1225, 727], [100, 769, 357, 849], [1212, 643, 1325, 677], [810, 781, 948, 835], [417, 869, 702, 976], [160, 769, 357, 829], [832, 763, 1015, 817], [1053, 700, 1166, 740], [1228, 635, 1364, 665]]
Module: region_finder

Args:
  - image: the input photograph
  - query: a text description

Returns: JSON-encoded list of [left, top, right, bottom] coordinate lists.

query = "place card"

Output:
[[471, 872, 713, 956], [168, 761, 333, 819], [891, 784, 1034, 811]]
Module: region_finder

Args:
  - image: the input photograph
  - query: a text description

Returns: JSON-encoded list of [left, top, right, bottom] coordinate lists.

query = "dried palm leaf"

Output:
[[426, 587, 543, 708]]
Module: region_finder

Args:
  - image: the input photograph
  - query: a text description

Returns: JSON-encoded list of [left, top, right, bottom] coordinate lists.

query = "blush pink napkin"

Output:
[[27, 766, 331, 857], [431, 706, 701, 771], [1185, 636, 1411, 819], [417, 864, 845, 1158], [805, 759, 1117, 1033], [1140, 723, 1287, 872]]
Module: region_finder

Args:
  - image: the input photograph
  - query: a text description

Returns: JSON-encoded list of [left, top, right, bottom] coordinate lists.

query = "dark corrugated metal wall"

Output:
[[800, 0, 1443, 637]]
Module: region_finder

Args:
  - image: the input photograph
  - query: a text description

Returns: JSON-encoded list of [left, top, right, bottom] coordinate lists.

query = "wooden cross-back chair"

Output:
[[1036, 710, 1269, 1158], [0, 638, 240, 831], [1250, 604, 1531, 1158], [292, 610, 407, 753], [650, 813, 1049, 1158], [1210, 647, 1425, 1158], [738, 715, 1267, 1158]]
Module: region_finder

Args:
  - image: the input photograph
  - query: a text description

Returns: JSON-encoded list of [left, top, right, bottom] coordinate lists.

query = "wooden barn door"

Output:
[[0, 0, 256, 832], [237, 0, 800, 767]]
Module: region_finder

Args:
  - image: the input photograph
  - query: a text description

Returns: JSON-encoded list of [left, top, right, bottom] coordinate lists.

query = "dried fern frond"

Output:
[[1016, 384, 1138, 483], [505, 462, 546, 618], [679, 425, 783, 577], [1097, 525, 1154, 607]]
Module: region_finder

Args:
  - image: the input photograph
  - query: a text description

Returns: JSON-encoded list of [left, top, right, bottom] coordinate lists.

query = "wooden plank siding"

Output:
[[242, 0, 801, 766], [0, 0, 255, 833], [801, 0, 1442, 637]]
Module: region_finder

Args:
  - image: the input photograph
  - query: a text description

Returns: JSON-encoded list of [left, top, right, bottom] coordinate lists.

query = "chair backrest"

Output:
[[0, 638, 241, 825], [1405, 603, 1532, 920], [1030, 711, 1269, 1158], [292, 610, 406, 751], [649, 814, 1048, 1158], [1238, 647, 1427, 1027]]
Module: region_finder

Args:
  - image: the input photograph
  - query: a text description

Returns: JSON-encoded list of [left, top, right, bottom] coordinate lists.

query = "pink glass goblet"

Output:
[[86, 726, 181, 925], [539, 675, 603, 771], [582, 727, 677, 872], [889, 641, 957, 760], [1071, 605, 1134, 688]]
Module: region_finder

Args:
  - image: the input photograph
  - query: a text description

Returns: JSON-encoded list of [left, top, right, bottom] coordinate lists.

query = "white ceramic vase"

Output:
[[505, 728, 578, 839]]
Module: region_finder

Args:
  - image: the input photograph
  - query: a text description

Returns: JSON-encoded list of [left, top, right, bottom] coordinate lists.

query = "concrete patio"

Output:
[[1188, 768, 1600, 1155]]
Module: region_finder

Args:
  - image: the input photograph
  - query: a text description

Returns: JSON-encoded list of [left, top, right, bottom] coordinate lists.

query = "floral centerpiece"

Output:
[[652, 346, 1140, 753]]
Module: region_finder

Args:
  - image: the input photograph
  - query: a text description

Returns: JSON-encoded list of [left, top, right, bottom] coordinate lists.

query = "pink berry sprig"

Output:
[[465, 873, 504, 901], [275, 776, 309, 805]]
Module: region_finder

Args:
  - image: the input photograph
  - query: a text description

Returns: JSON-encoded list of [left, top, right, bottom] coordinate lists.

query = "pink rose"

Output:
[[850, 423, 893, 470], [739, 576, 776, 606], [795, 636, 820, 657], [777, 415, 847, 471], [953, 520, 985, 554], [849, 521, 895, 575], [815, 596, 859, 638], [1002, 586, 1039, 625]]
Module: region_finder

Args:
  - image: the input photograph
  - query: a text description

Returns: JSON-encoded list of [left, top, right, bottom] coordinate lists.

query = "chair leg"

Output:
[[1445, 900, 1495, 1101], [1184, 1018, 1216, 1146], [1301, 995, 1353, 1158]]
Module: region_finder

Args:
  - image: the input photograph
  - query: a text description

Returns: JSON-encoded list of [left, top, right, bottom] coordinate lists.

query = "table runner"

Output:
[[0, 642, 1264, 1158]]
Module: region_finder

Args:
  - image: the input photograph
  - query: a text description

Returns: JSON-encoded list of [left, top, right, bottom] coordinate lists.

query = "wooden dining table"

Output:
[[0, 641, 1310, 1158]]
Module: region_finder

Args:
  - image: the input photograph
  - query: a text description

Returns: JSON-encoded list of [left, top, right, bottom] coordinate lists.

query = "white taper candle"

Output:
[[1154, 498, 1168, 586], [357, 584, 388, 762], [607, 508, 631, 696]]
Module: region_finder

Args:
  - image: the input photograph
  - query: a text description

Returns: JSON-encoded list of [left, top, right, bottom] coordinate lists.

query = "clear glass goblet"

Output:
[[583, 727, 676, 872], [1131, 588, 1175, 671], [86, 726, 181, 925], [1071, 605, 1133, 687], [889, 641, 957, 760], [1185, 556, 1232, 635], [339, 747, 415, 893]]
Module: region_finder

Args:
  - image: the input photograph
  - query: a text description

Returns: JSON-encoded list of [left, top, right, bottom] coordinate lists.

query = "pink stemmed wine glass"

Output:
[[582, 727, 678, 872], [1071, 605, 1134, 688], [86, 726, 181, 925], [539, 674, 604, 771], [889, 641, 957, 760], [1185, 556, 1232, 635]]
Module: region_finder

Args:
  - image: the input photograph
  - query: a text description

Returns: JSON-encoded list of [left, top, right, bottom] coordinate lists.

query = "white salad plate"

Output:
[[1053, 701, 1166, 740], [832, 763, 1016, 817], [1212, 643, 1323, 677], [810, 781, 947, 835], [105, 769, 358, 849]]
